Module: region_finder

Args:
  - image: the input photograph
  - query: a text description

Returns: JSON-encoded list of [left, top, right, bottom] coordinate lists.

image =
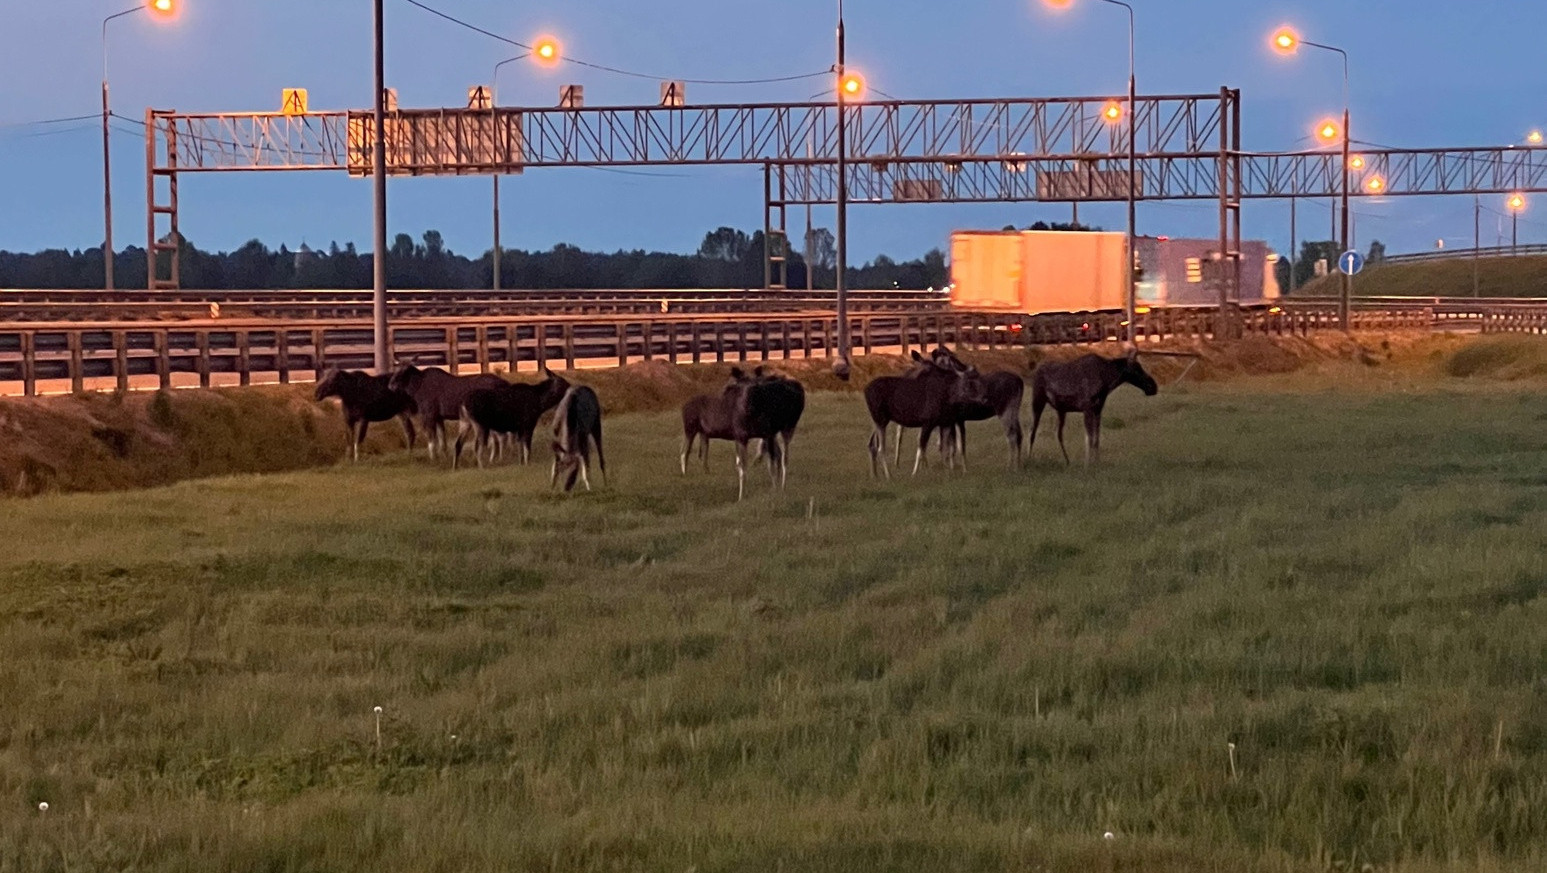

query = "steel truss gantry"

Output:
[[148, 94, 1228, 173], [765, 147, 1547, 204], [144, 88, 1547, 296], [145, 92, 1241, 291]]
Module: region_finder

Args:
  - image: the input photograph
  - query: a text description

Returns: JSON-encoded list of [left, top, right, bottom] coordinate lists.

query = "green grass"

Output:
[[3, 382, 1547, 872], [1296, 254, 1547, 298]]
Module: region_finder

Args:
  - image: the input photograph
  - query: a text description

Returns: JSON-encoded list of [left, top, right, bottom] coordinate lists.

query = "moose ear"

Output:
[[910, 350, 924, 362], [730, 367, 745, 380], [754, 365, 767, 378], [1126, 347, 1139, 362]]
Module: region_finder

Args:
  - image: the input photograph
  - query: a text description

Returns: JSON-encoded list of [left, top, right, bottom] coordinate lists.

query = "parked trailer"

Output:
[[948, 230, 1280, 315]]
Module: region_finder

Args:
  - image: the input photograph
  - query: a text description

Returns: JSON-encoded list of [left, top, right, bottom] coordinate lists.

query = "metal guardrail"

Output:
[[0, 303, 1431, 397], [0, 288, 950, 322]]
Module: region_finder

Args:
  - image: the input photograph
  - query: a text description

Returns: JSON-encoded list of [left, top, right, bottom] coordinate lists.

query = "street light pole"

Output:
[[1474, 194, 1481, 297], [102, 5, 143, 295], [1341, 88, 1351, 330], [833, 0, 851, 380], [1274, 29, 1351, 329], [1118, 0, 1136, 345], [372, 0, 389, 373], [1044, 0, 1137, 344], [491, 55, 527, 297]]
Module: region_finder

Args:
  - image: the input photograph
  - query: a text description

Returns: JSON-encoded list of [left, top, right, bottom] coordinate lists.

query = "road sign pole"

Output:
[[1340, 106, 1351, 330]]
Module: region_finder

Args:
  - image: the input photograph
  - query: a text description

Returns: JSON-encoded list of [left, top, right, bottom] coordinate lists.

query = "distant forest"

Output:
[[0, 226, 956, 291]]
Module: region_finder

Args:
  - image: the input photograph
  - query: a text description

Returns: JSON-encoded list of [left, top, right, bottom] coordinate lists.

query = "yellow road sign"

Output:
[[281, 88, 309, 116]]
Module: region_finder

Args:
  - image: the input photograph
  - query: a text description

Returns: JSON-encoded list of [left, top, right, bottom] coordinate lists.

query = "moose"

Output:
[[896, 347, 1026, 469], [680, 366, 798, 477], [387, 364, 507, 464], [865, 353, 990, 478], [454, 368, 571, 469], [726, 367, 806, 500], [1028, 349, 1159, 465], [679, 384, 738, 475], [313, 367, 418, 462], [550, 385, 606, 493]]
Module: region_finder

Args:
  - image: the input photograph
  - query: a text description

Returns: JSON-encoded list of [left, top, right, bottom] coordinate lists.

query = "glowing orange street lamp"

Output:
[[1101, 100, 1123, 122], [1348, 154, 1365, 170], [534, 37, 561, 65], [1364, 176, 1385, 194], [1507, 192, 1527, 253], [151, 0, 174, 13], [1315, 119, 1342, 144], [1271, 28, 1298, 53], [839, 71, 865, 100], [1529, 130, 1543, 145]]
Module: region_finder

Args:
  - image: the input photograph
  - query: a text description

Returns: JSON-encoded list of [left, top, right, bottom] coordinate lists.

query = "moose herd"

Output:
[[314, 346, 1159, 499]]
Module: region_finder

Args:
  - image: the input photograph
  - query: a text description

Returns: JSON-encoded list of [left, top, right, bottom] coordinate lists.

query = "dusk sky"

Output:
[[4, 0, 1546, 265]]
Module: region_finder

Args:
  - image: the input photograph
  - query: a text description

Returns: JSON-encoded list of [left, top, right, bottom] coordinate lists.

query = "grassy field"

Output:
[[1297, 254, 1547, 298], [3, 369, 1547, 872]]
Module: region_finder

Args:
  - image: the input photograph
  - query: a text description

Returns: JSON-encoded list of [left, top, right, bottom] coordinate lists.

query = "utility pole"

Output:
[[1288, 196, 1297, 293], [372, 0, 389, 373], [833, 0, 851, 380]]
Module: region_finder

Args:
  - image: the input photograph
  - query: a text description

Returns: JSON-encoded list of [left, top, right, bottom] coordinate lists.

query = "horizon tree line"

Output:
[[0, 226, 948, 291]]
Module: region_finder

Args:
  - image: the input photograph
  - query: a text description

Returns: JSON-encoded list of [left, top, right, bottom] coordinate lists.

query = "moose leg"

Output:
[[869, 426, 890, 480], [355, 420, 372, 462], [893, 424, 904, 467], [1003, 412, 1023, 468], [593, 432, 607, 487], [701, 438, 710, 472], [480, 424, 496, 470], [913, 427, 934, 477], [779, 431, 793, 488], [398, 414, 417, 453], [424, 419, 440, 461], [734, 440, 749, 501], [955, 423, 968, 472], [1084, 410, 1101, 466], [680, 433, 692, 475], [1027, 397, 1045, 459], [1055, 411, 1071, 465], [763, 437, 783, 489], [451, 421, 469, 471], [340, 415, 356, 462]]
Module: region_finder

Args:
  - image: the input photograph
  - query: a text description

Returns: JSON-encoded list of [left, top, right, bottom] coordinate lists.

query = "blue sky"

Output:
[[3, 0, 1546, 264]]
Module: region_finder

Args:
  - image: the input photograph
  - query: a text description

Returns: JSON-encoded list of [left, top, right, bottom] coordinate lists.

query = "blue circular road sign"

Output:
[[1338, 250, 1364, 276]]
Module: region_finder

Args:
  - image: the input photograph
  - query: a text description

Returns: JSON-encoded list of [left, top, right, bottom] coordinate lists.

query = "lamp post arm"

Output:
[[102, 6, 142, 83], [491, 53, 530, 106]]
